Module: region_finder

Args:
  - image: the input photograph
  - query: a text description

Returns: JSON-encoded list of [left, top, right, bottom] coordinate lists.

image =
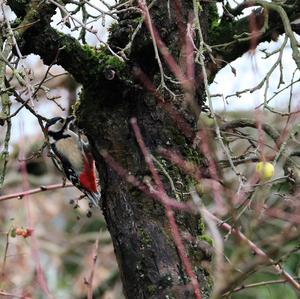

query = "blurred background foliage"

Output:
[[0, 135, 124, 298]]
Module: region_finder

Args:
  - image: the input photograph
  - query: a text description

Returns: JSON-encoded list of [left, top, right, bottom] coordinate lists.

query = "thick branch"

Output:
[[211, 0, 300, 66], [7, 0, 122, 86]]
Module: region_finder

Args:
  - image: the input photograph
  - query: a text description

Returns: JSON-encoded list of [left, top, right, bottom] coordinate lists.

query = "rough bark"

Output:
[[77, 85, 213, 299], [76, 2, 213, 297]]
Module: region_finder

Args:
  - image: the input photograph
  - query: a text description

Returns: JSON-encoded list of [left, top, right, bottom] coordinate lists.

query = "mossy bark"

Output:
[[73, 1, 215, 297], [77, 81, 213, 299]]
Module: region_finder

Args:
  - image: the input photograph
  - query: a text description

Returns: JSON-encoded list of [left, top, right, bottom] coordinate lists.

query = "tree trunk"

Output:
[[8, 0, 214, 297], [77, 2, 213, 298], [77, 87, 212, 298]]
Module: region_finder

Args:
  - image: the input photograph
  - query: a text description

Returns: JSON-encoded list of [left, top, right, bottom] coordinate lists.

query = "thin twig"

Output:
[[0, 290, 31, 299], [222, 278, 300, 297], [86, 238, 100, 299], [0, 183, 74, 202], [209, 210, 300, 291]]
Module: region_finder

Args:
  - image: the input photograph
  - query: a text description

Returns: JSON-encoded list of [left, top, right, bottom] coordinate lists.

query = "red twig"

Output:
[[266, 207, 300, 225], [86, 238, 99, 299], [131, 118, 163, 189], [0, 290, 31, 298], [157, 147, 202, 181], [206, 210, 300, 291], [0, 183, 74, 202], [248, 11, 260, 52], [139, 0, 188, 88], [100, 149, 195, 212], [132, 66, 194, 139], [194, 129, 225, 214], [134, 67, 225, 215], [19, 133, 53, 299], [139, 0, 200, 117], [173, 0, 186, 48], [131, 117, 202, 299]]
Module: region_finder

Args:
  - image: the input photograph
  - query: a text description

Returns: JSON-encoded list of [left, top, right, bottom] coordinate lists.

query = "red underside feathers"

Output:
[[79, 158, 97, 193]]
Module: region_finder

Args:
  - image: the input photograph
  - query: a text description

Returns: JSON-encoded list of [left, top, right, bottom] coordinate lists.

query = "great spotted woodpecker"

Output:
[[46, 116, 101, 207]]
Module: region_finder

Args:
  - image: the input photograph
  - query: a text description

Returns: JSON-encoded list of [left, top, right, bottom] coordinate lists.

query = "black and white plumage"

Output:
[[46, 116, 101, 207]]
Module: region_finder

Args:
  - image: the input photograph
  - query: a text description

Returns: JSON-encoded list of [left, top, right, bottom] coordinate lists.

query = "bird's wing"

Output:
[[79, 155, 98, 193]]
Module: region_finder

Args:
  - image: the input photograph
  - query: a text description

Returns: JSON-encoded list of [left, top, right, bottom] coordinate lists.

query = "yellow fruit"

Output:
[[255, 162, 274, 180]]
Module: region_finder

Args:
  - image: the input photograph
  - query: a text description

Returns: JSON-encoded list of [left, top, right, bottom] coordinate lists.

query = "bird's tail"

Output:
[[86, 191, 101, 208]]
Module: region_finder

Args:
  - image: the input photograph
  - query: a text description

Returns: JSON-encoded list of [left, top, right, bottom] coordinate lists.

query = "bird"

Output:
[[45, 116, 101, 207]]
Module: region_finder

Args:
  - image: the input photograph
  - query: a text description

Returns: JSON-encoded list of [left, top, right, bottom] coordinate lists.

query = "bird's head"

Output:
[[45, 116, 75, 134]]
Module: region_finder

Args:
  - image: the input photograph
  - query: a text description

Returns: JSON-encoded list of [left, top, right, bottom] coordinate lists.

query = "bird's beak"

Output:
[[66, 115, 75, 124], [65, 115, 75, 129], [45, 119, 51, 132]]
